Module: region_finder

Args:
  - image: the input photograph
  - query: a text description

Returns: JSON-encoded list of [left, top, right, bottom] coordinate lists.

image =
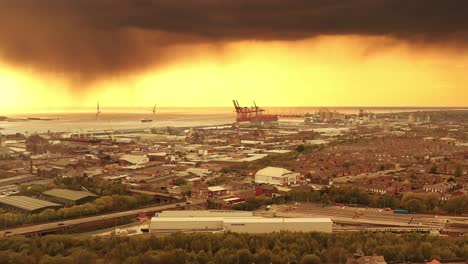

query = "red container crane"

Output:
[[232, 100, 278, 122]]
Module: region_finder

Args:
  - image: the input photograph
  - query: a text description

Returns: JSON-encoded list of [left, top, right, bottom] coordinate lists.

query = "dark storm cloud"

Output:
[[0, 0, 467, 82]]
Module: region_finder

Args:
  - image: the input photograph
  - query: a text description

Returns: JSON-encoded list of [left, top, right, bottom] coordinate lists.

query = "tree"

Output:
[[296, 145, 305, 153], [237, 249, 253, 264], [430, 165, 438, 174], [232, 197, 266, 211], [19, 184, 48, 197], [420, 242, 433, 260], [444, 194, 468, 214], [454, 164, 463, 177], [71, 249, 98, 264], [300, 254, 321, 264], [376, 195, 396, 208], [39, 255, 74, 264], [255, 249, 272, 264], [320, 193, 331, 205], [180, 183, 193, 196], [172, 178, 187, 186]]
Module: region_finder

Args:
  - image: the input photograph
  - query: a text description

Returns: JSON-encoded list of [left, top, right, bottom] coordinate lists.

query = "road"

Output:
[[0, 199, 205, 237]]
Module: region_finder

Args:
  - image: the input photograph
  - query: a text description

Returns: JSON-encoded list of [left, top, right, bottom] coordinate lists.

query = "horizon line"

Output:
[[2, 106, 467, 115]]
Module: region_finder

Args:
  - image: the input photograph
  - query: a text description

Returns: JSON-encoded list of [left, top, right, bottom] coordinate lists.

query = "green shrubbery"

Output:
[[0, 194, 152, 229], [0, 232, 466, 263]]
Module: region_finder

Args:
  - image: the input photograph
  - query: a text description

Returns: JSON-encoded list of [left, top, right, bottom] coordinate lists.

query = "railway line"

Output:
[[260, 204, 468, 233]]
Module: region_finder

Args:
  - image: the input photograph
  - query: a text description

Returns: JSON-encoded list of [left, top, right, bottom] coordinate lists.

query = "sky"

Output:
[[0, 0, 467, 112]]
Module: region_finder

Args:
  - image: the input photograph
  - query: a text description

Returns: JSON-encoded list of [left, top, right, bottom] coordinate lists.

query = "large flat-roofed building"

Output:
[[255, 166, 300, 186], [0, 174, 37, 187], [223, 217, 333, 233], [207, 186, 227, 198], [42, 188, 98, 206], [156, 210, 254, 218], [150, 211, 332, 233], [151, 217, 225, 232], [0, 195, 62, 214]]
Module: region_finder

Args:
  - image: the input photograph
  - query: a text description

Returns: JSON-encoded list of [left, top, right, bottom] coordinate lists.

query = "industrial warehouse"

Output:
[[0, 195, 62, 214], [150, 210, 333, 233], [42, 188, 98, 206]]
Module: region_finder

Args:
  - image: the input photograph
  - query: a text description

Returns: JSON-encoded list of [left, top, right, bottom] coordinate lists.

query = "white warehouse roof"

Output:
[[256, 166, 297, 177], [151, 216, 333, 233], [156, 210, 253, 218], [223, 217, 332, 224], [256, 167, 298, 177], [255, 166, 300, 185]]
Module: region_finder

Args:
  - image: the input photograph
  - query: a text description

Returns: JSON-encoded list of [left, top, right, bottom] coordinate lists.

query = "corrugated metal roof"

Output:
[[256, 166, 298, 177], [119, 154, 148, 165], [43, 188, 97, 201], [0, 195, 61, 211], [0, 174, 36, 186]]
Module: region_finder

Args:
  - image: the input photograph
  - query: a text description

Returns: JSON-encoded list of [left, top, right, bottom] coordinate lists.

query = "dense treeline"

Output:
[[233, 186, 468, 215], [0, 194, 152, 229], [19, 177, 129, 198], [0, 232, 466, 263], [53, 177, 130, 196]]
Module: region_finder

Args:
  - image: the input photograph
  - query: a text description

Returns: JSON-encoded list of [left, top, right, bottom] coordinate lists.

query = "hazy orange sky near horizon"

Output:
[[0, 35, 467, 113]]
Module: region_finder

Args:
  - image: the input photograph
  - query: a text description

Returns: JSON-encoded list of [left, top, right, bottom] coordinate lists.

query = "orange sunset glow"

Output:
[[0, 35, 467, 113]]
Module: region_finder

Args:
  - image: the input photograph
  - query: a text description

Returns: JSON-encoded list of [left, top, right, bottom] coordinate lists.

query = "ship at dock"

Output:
[[27, 117, 57, 121]]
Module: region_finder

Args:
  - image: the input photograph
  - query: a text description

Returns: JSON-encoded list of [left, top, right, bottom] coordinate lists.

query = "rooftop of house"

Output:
[[119, 154, 148, 165], [207, 186, 226, 192]]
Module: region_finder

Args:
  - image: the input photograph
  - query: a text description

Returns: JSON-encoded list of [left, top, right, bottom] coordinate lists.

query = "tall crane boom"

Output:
[[232, 99, 278, 122]]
